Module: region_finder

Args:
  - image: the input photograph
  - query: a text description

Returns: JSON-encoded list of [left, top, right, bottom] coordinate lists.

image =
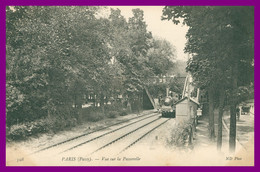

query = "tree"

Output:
[[147, 38, 176, 76], [6, 6, 180, 129], [162, 6, 254, 152], [6, 6, 111, 123], [108, 8, 154, 111]]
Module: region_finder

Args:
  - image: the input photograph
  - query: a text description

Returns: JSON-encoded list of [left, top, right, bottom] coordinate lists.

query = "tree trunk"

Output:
[[93, 94, 96, 107], [47, 82, 52, 119], [208, 87, 215, 141], [127, 100, 132, 112], [127, 94, 133, 112], [229, 62, 238, 153], [217, 87, 225, 151], [100, 93, 105, 114], [100, 93, 104, 107], [139, 93, 143, 112], [74, 93, 77, 109], [47, 100, 51, 119], [105, 96, 108, 105], [229, 103, 237, 153], [202, 102, 209, 116]]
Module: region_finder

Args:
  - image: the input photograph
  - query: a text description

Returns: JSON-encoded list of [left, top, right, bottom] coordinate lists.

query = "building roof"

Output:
[[174, 97, 200, 105]]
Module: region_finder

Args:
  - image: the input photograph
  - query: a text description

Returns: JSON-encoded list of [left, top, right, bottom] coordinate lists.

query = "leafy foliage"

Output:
[[162, 6, 254, 91], [147, 38, 176, 76], [167, 119, 194, 148], [6, 6, 179, 139], [162, 6, 254, 149]]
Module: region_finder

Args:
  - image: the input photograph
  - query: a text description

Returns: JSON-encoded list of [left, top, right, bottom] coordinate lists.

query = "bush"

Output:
[[6, 116, 79, 141], [119, 109, 128, 116], [86, 112, 104, 122], [6, 119, 49, 141], [167, 120, 193, 148], [79, 106, 103, 121], [7, 104, 129, 141], [107, 111, 119, 118], [104, 102, 124, 112], [7, 123, 28, 140], [27, 119, 48, 135], [104, 104, 115, 112], [46, 116, 77, 132]]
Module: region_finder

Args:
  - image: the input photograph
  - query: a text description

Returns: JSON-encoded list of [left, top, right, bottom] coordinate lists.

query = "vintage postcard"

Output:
[[5, 5, 254, 166]]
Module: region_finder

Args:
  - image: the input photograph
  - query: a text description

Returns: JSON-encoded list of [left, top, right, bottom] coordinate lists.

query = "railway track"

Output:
[[119, 118, 170, 154], [60, 115, 161, 153], [6, 111, 160, 165], [57, 115, 163, 157], [31, 111, 158, 155], [10, 111, 172, 165], [90, 118, 171, 156]]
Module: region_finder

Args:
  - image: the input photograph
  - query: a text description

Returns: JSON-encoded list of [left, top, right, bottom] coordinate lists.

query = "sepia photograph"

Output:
[[5, 5, 254, 166]]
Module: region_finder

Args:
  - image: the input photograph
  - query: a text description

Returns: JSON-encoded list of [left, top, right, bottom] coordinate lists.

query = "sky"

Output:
[[109, 6, 189, 61]]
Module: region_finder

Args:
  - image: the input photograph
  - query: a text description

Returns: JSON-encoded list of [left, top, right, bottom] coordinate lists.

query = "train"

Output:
[[159, 96, 178, 118]]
